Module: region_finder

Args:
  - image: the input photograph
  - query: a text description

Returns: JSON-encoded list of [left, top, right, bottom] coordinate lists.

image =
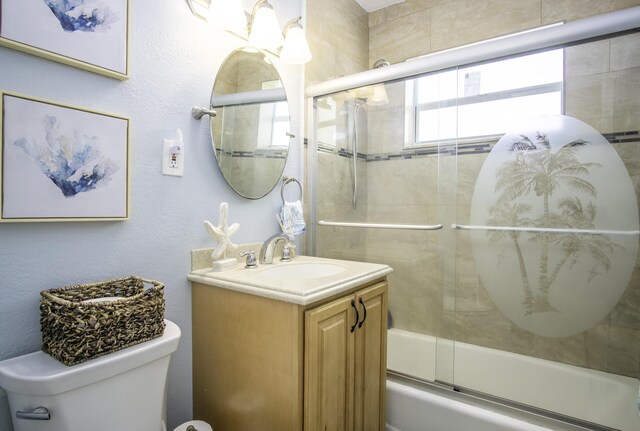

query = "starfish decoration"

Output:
[[204, 202, 239, 260]]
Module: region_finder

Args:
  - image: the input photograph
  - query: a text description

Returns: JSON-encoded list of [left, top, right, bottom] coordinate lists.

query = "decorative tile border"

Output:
[[217, 149, 288, 159], [314, 131, 639, 162]]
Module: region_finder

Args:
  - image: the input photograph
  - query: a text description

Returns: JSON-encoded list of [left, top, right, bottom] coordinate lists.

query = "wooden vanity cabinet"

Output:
[[192, 278, 388, 431], [304, 282, 388, 431]]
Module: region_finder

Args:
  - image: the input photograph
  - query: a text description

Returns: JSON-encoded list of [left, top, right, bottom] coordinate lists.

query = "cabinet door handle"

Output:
[[350, 299, 359, 333], [358, 298, 367, 328]]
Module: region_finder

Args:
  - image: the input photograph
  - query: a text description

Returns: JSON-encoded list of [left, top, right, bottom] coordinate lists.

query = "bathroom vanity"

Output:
[[188, 253, 392, 431]]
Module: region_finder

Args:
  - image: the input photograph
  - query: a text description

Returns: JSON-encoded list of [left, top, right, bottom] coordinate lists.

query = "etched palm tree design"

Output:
[[487, 200, 535, 312], [488, 132, 620, 313], [549, 197, 623, 286]]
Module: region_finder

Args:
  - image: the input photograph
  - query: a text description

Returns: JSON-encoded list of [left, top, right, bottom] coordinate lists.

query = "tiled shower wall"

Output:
[[312, 12, 640, 378], [367, 0, 640, 67]]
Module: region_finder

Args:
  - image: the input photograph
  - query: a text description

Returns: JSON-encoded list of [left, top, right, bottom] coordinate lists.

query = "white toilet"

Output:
[[0, 320, 211, 431]]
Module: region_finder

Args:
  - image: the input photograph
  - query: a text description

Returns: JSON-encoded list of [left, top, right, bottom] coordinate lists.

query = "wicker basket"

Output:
[[40, 276, 165, 366]]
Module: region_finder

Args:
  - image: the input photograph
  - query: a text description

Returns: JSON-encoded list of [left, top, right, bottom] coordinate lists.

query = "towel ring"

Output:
[[281, 176, 302, 204]]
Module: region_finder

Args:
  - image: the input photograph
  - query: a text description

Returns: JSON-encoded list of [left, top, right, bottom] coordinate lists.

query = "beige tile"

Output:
[[369, 9, 431, 65], [305, 38, 338, 85], [383, 0, 435, 22], [431, 0, 541, 52], [611, 68, 640, 133], [611, 32, 640, 71], [389, 293, 438, 334], [532, 332, 589, 368], [454, 306, 512, 349], [542, 0, 640, 24], [606, 325, 640, 378], [564, 39, 610, 78], [609, 265, 640, 330], [365, 158, 439, 206], [366, 106, 405, 153], [369, 7, 389, 27], [564, 73, 614, 133], [306, 0, 369, 83]]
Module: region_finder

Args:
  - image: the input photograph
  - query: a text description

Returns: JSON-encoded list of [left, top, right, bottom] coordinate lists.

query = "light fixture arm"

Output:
[[186, 0, 210, 21], [282, 16, 303, 36], [248, 0, 271, 32]]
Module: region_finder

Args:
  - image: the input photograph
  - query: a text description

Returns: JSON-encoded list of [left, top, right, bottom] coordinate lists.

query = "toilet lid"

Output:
[[173, 420, 212, 431]]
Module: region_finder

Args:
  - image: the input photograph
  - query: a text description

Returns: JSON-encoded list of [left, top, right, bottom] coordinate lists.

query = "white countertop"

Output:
[[188, 255, 392, 305]]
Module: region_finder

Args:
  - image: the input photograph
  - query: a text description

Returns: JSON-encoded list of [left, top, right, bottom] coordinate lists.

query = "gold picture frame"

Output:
[[0, 0, 130, 80], [0, 91, 131, 222]]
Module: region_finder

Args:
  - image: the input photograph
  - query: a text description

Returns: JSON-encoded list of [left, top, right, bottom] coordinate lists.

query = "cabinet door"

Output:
[[354, 282, 388, 431], [305, 295, 356, 431]]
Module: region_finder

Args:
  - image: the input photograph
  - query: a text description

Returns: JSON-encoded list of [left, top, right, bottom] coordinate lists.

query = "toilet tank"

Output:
[[0, 319, 181, 431]]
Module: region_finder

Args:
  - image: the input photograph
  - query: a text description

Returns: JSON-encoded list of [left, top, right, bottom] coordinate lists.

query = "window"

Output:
[[405, 49, 564, 146], [257, 80, 290, 148]]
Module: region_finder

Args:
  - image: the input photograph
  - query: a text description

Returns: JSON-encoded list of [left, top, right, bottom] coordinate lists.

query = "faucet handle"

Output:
[[240, 251, 258, 269], [280, 244, 292, 262]]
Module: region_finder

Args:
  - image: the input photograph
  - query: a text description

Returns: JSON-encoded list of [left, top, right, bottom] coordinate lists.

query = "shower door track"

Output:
[[388, 371, 620, 431]]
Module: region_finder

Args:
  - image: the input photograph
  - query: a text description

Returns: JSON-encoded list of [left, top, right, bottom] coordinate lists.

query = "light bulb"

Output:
[[211, 0, 247, 36], [280, 25, 312, 64], [248, 2, 283, 51]]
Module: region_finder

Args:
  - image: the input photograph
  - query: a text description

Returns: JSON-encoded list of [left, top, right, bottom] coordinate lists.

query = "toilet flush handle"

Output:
[[16, 406, 50, 420]]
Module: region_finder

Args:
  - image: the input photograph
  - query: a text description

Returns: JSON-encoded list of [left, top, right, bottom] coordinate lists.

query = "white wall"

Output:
[[0, 1, 304, 429]]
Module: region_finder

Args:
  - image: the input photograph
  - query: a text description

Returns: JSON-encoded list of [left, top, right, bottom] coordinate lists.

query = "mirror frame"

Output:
[[208, 47, 291, 200]]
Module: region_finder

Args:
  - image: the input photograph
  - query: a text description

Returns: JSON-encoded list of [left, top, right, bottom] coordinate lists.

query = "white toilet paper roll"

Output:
[[173, 420, 213, 431]]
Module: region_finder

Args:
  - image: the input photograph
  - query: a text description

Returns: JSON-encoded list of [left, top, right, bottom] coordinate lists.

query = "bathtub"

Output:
[[385, 379, 553, 431], [386, 328, 640, 431]]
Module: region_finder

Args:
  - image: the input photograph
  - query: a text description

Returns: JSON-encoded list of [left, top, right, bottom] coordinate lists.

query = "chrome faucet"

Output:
[[260, 233, 291, 264]]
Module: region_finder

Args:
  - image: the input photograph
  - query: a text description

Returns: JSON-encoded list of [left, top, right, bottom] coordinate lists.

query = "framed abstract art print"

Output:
[[0, 91, 130, 222], [0, 0, 130, 79]]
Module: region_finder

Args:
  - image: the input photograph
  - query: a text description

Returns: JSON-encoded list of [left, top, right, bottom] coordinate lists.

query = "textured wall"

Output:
[[0, 1, 304, 429]]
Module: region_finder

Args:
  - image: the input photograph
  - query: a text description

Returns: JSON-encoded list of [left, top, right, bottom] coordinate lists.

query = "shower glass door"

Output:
[[313, 77, 455, 384], [450, 33, 640, 431], [312, 30, 640, 431]]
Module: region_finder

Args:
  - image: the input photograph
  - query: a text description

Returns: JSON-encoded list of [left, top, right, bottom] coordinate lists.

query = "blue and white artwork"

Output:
[[0, 0, 128, 77], [43, 0, 119, 33], [13, 115, 120, 197], [1, 94, 129, 221]]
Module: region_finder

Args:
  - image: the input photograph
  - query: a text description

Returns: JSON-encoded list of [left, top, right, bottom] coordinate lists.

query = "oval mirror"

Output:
[[209, 48, 291, 199]]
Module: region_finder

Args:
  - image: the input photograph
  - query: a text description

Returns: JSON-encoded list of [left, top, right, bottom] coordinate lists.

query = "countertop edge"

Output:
[[188, 266, 392, 306]]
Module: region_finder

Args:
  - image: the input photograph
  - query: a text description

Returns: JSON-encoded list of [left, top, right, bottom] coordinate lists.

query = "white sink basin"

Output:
[[191, 255, 393, 305], [259, 262, 346, 279]]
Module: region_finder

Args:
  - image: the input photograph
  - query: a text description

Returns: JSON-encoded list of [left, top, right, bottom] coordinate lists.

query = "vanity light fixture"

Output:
[[186, 0, 312, 65]]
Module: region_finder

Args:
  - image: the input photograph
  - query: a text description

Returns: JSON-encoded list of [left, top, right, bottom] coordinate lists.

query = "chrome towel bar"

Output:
[[318, 221, 443, 230]]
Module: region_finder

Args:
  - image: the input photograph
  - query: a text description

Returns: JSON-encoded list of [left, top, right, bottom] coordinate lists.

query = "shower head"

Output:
[[373, 59, 390, 69], [346, 59, 391, 106]]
